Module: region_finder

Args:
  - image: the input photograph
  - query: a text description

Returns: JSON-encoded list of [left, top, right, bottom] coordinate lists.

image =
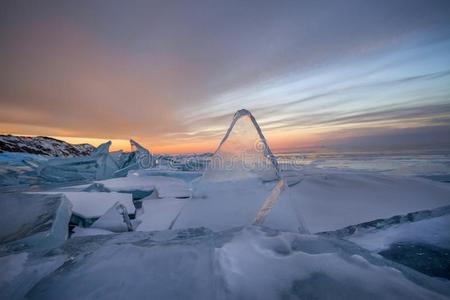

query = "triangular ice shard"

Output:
[[172, 109, 307, 232], [114, 139, 154, 177], [130, 139, 154, 168], [204, 109, 279, 182], [95, 141, 121, 180], [92, 141, 112, 156]]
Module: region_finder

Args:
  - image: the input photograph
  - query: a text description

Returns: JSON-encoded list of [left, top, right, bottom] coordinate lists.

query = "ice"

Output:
[[204, 109, 279, 182], [21, 227, 450, 299], [82, 182, 111, 192], [91, 176, 154, 194], [134, 176, 190, 198], [130, 169, 202, 183], [318, 206, 450, 280], [35, 141, 118, 182], [92, 141, 111, 155], [71, 227, 114, 237], [63, 192, 135, 220], [289, 172, 450, 233], [33, 140, 153, 183], [346, 212, 450, 279], [0, 153, 47, 192], [35, 155, 99, 182], [215, 227, 450, 300], [91, 202, 133, 232], [347, 213, 450, 252], [137, 198, 188, 231], [113, 139, 154, 177], [0, 193, 72, 250], [130, 139, 153, 168], [94, 175, 190, 198], [33, 192, 135, 222], [63, 174, 191, 199], [93, 141, 121, 179], [0, 252, 66, 299], [173, 109, 306, 232]]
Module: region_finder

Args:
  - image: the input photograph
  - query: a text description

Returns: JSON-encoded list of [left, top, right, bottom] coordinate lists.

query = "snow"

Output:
[[0, 193, 72, 250], [289, 172, 450, 233], [20, 227, 450, 299]]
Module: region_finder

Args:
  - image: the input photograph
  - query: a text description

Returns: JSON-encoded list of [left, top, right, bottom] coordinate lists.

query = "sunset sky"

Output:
[[1, 1, 450, 153]]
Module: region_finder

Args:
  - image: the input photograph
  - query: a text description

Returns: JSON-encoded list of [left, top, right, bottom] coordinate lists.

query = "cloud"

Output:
[[1, 1, 450, 151]]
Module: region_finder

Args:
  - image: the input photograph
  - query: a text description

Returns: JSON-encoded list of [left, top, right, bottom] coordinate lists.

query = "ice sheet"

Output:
[[290, 173, 450, 233], [347, 214, 450, 252]]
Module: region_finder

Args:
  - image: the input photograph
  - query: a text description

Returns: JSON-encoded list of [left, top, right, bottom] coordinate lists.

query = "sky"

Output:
[[1, 0, 450, 153]]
